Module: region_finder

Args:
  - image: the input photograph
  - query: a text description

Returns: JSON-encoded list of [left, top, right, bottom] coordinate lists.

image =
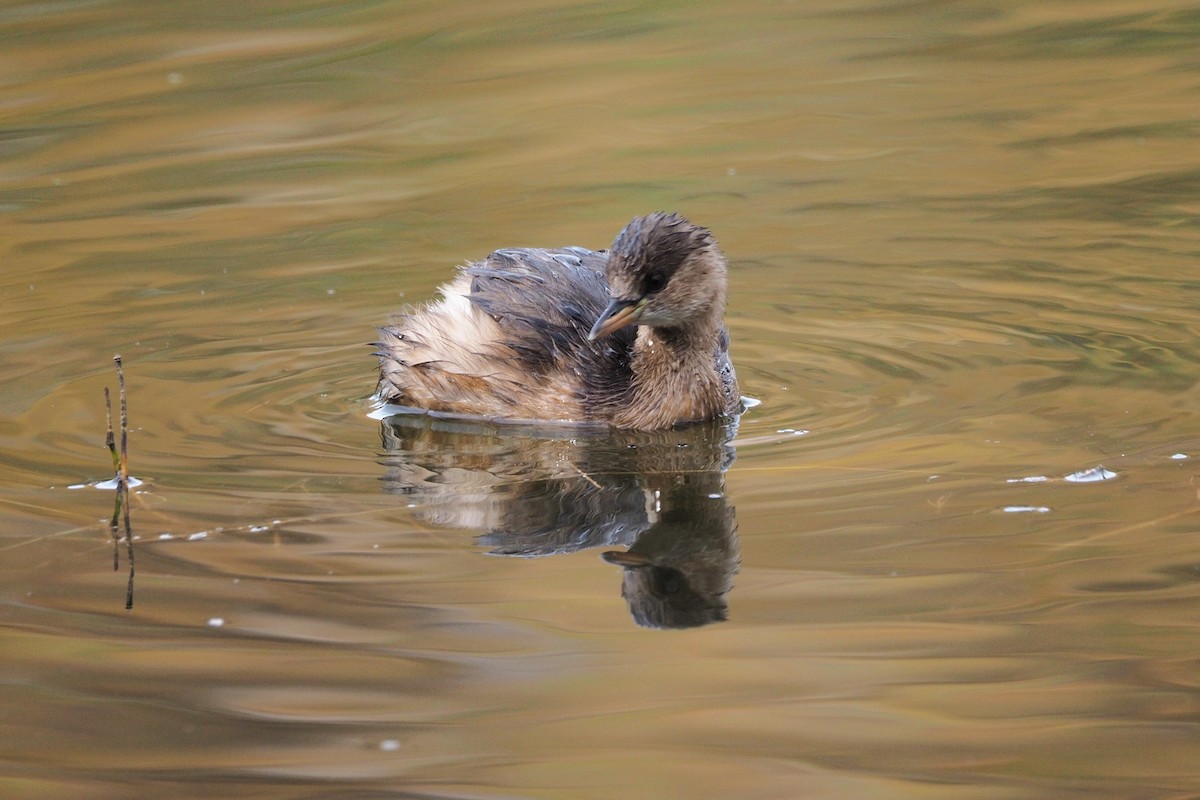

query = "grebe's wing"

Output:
[[466, 247, 634, 374]]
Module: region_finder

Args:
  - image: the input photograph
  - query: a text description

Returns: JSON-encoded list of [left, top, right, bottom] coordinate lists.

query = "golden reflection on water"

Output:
[[2, 0, 1200, 798]]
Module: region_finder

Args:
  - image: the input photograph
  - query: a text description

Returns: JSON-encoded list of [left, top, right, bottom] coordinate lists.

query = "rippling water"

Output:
[[3, 1, 1200, 798]]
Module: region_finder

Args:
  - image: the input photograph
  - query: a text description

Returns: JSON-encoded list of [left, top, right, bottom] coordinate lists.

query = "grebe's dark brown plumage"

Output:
[[374, 212, 738, 430]]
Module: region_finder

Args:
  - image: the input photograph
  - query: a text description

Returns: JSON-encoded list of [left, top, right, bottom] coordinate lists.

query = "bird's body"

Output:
[[375, 213, 738, 430]]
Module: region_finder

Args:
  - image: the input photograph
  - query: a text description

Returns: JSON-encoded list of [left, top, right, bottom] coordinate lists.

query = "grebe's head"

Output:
[[588, 213, 728, 341]]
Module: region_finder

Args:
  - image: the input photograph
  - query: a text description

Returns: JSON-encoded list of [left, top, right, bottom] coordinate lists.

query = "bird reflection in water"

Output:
[[379, 414, 739, 629]]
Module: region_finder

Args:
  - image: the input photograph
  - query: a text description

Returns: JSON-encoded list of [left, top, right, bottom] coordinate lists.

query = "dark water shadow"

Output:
[[379, 414, 740, 629]]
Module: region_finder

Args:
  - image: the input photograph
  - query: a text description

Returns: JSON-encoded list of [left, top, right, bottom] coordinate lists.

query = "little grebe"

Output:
[[374, 212, 739, 430]]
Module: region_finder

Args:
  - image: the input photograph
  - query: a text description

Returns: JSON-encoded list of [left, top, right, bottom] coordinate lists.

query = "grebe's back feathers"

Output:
[[376, 245, 634, 423], [464, 246, 634, 378]]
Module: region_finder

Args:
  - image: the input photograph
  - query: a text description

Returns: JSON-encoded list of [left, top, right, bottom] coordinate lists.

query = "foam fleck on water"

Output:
[[1063, 466, 1118, 484]]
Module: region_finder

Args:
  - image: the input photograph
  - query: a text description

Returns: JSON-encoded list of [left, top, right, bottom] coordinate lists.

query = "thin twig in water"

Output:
[[572, 464, 603, 491], [115, 355, 128, 483], [106, 354, 134, 609], [105, 385, 120, 572], [104, 387, 118, 475]]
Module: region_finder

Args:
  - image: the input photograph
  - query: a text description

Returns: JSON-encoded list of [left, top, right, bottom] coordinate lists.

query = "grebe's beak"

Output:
[[601, 549, 653, 567], [587, 296, 647, 341]]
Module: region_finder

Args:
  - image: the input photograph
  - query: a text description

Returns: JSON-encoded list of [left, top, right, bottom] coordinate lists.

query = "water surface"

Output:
[[3, 1, 1200, 798]]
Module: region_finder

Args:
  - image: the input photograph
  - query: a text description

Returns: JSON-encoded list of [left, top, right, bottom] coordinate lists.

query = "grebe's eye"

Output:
[[644, 272, 667, 294]]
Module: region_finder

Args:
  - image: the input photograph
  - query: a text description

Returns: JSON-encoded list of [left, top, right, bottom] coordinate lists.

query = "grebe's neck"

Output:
[[613, 304, 730, 429]]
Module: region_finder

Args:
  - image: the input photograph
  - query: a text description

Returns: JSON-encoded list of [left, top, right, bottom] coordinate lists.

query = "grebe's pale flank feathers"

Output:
[[376, 212, 738, 430]]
